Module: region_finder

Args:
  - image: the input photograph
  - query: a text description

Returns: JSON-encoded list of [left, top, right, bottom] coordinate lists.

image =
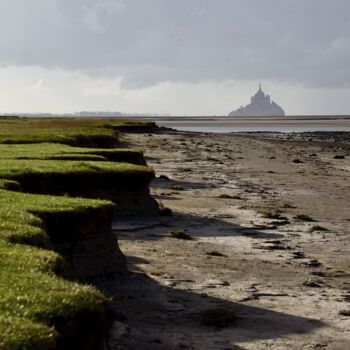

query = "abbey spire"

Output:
[[228, 85, 285, 117]]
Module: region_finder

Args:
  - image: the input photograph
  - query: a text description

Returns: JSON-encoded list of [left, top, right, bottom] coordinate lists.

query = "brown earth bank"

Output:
[[99, 130, 350, 350]]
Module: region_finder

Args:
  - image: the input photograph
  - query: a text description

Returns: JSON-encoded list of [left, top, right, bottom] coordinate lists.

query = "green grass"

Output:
[[0, 135, 153, 196], [0, 117, 156, 348], [0, 117, 155, 146], [106, 120, 156, 132], [0, 189, 114, 348], [311, 225, 328, 231], [0, 143, 145, 164], [167, 230, 192, 240], [0, 189, 115, 246], [178, 167, 192, 172], [295, 214, 314, 221], [170, 184, 184, 191], [0, 159, 154, 195], [0, 119, 116, 146]]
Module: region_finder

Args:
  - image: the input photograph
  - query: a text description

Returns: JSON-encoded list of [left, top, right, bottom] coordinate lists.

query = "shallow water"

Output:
[[158, 124, 350, 133]]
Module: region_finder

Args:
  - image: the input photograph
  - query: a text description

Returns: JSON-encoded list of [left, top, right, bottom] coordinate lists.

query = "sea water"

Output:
[[162, 125, 350, 133]]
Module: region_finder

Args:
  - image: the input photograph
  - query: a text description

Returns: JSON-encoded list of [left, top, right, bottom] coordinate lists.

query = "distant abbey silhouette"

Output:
[[228, 84, 285, 116]]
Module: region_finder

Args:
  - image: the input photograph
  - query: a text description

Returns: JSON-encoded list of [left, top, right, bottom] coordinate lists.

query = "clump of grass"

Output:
[[167, 230, 192, 240], [170, 184, 184, 191], [179, 167, 191, 172], [200, 308, 236, 327], [311, 225, 328, 231], [295, 214, 314, 221], [206, 156, 219, 162], [283, 203, 294, 208], [261, 210, 282, 219], [219, 194, 242, 199], [206, 250, 225, 257], [150, 271, 162, 276]]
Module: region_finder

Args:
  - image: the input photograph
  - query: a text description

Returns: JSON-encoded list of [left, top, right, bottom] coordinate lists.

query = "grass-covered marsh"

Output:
[[0, 159, 154, 195], [0, 189, 115, 246], [0, 189, 115, 348], [0, 143, 145, 164], [0, 116, 156, 348], [0, 121, 154, 196], [0, 117, 156, 146], [0, 118, 116, 146]]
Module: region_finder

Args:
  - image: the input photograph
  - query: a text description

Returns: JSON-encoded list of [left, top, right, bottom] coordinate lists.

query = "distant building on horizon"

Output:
[[228, 84, 285, 116]]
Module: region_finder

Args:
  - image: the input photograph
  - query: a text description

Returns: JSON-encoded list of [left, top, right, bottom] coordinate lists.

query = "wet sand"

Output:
[[103, 130, 350, 349]]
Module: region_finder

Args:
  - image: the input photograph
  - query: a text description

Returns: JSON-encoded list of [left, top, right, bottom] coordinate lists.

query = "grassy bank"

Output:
[[0, 143, 146, 164], [0, 117, 156, 146], [0, 190, 114, 348], [0, 119, 154, 197], [0, 117, 156, 348], [0, 158, 153, 196]]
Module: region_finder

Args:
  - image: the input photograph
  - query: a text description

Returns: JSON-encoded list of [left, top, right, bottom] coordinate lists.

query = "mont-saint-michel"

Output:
[[229, 84, 285, 116]]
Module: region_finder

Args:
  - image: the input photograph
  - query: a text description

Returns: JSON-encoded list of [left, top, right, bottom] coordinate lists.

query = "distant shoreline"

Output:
[[148, 115, 350, 133], [135, 115, 350, 120], [2, 114, 350, 132], [2, 114, 350, 121]]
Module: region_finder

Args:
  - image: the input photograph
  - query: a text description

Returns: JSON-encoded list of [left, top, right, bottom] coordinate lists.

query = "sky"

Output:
[[0, 0, 349, 116]]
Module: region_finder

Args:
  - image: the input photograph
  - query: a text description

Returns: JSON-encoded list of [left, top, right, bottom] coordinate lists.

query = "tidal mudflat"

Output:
[[108, 129, 350, 350]]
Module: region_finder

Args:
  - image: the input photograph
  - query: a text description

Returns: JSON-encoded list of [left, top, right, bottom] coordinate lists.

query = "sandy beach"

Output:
[[103, 129, 350, 350]]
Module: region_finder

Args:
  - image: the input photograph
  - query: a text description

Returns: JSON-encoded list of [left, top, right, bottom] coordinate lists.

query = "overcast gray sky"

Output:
[[0, 0, 349, 115]]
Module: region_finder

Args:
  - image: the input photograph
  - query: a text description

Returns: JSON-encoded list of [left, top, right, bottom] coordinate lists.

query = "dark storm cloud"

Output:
[[0, 0, 349, 88]]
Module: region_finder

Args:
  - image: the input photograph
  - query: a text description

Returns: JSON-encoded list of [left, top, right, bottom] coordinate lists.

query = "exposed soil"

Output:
[[100, 130, 350, 350]]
